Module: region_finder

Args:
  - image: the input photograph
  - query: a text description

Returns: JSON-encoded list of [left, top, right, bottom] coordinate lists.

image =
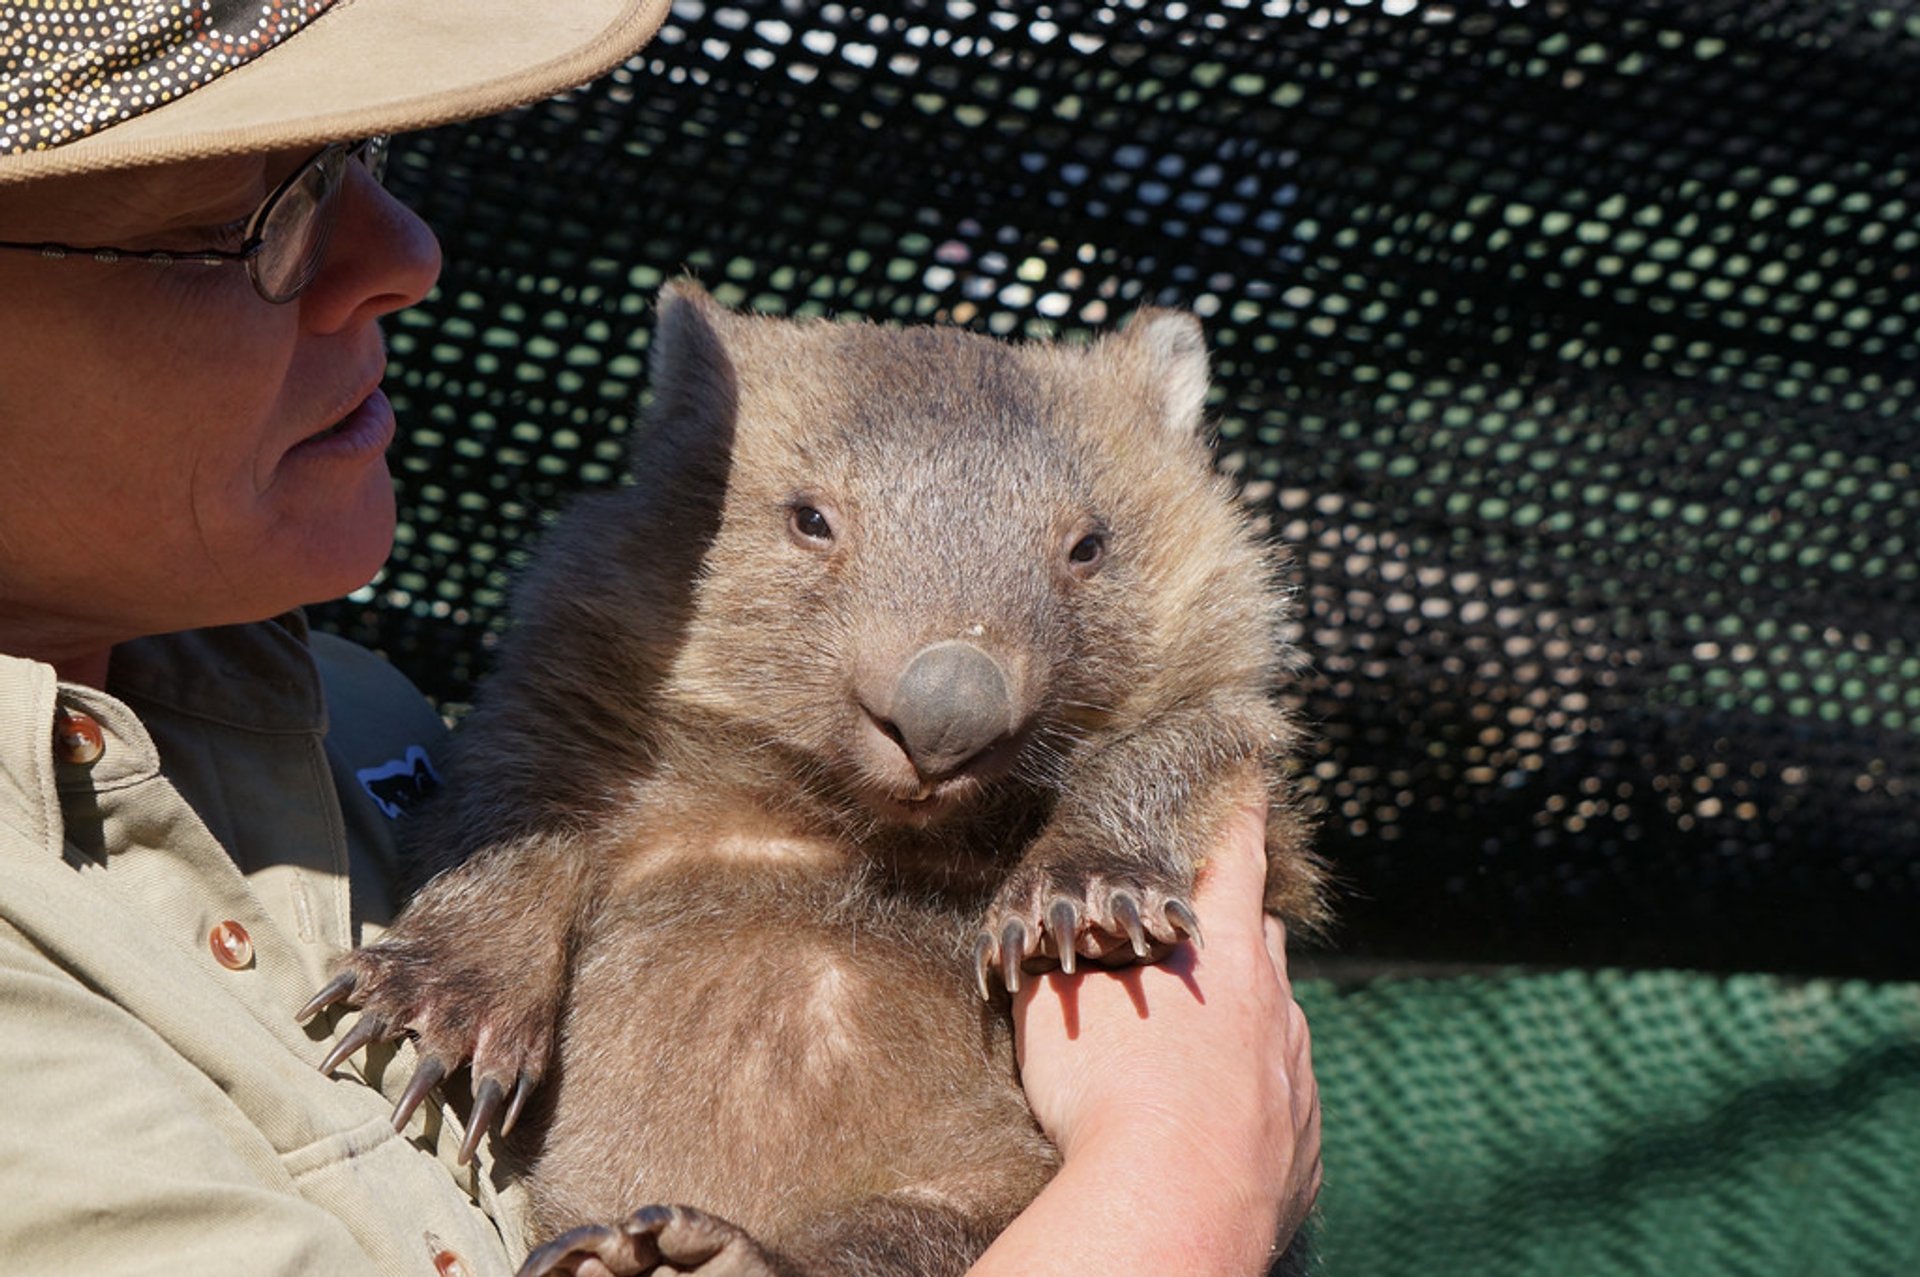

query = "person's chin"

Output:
[[264, 467, 400, 615]]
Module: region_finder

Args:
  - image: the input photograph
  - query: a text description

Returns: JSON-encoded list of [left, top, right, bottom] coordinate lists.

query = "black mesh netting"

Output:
[[310, 0, 1920, 979]]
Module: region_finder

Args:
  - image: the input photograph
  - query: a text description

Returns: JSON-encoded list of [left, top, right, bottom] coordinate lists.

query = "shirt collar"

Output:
[[0, 617, 330, 858], [107, 613, 328, 737]]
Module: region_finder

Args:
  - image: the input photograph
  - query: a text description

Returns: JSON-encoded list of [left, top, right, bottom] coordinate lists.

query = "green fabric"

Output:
[[1299, 970, 1920, 1276]]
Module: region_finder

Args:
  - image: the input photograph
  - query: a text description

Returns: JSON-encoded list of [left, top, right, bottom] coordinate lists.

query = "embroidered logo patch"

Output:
[[356, 745, 442, 820]]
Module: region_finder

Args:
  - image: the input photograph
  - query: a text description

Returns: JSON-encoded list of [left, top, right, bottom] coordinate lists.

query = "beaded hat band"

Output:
[[0, 0, 671, 184], [3, 2, 336, 156]]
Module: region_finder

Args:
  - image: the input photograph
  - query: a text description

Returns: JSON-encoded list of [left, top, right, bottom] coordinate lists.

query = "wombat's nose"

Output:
[[884, 640, 1015, 779]]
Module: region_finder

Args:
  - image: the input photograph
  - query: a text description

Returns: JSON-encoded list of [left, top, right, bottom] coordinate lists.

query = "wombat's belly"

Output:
[[517, 863, 1058, 1246]]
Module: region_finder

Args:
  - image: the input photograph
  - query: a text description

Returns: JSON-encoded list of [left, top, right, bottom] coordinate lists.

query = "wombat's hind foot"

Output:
[[518, 1205, 785, 1277], [973, 867, 1201, 998], [298, 936, 555, 1162]]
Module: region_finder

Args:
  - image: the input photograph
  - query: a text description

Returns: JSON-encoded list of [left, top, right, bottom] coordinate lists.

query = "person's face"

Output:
[[0, 147, 441, 668]]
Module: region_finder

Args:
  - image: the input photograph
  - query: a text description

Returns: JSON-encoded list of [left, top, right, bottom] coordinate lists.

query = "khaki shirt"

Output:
[[0, 617, 531, 1276]]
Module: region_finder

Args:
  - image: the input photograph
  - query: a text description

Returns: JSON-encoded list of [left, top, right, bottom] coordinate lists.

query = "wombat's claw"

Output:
[[1045, 899, 1080, 976], [454, 1073, 534, 1164], [391, 1056, 448, 1130], [975, 877, 1203, 997], [301, 940, 557, 1158], [1110, 891, 1151, 959], [503, 1073, 535, 1134], [972, 933, 996, 1002], [318, 1011, 398, 1075], [971, 917, 1039, 1000], [517, 1204, 780, 1277], [1000, 918, 1030, 993], [1163, 898, 1204, 950], [458, 1077, 506, 1158], [297, 970, 358, 1024], [520, 1222, 630, 1277]]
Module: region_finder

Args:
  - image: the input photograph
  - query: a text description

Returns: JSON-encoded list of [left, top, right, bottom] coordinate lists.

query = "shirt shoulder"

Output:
[[308, 633, 452, 920], [310, 632, 451, 815]]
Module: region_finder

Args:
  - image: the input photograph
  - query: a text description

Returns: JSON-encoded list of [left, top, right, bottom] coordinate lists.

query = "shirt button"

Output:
[[432, 1250, 472, 1277], [53, 708, 105, 766], [208, 921, 254, 970]]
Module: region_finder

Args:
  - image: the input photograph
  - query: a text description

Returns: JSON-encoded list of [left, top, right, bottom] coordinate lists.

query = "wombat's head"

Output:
[[635, 281, 1283, 829]]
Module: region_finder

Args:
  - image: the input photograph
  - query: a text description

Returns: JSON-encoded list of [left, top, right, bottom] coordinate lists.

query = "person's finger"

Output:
[[1293, 1035, 1320, 1129], [1191, 793, 1270, 937], [1262, 915, 1294, 994]]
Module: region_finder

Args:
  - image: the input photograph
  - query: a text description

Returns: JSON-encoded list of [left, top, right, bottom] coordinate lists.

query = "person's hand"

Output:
[[1005, 796, 1321, 1274]]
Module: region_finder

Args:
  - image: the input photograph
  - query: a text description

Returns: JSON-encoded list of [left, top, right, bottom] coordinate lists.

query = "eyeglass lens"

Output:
[[253, 139, 388, 304]]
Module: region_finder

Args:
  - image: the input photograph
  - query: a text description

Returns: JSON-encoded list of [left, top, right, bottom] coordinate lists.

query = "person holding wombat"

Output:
[[0, 3, 1321, 1276]]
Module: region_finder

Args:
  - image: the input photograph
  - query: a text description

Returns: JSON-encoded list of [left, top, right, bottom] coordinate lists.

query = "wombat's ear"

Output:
[[1113, 307, 1211, 437], [659, 276, 720, 319], [648, 279, 736, 431]]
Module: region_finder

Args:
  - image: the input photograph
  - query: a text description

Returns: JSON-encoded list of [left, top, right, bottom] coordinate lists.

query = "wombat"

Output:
[[304, 281, 1325, 1276]]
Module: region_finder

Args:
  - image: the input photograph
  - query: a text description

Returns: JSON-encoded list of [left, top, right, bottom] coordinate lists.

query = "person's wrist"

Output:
[[1056, 1109, 1291, 1276]]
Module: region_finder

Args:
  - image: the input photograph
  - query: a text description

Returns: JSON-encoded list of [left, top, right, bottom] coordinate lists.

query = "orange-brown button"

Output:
[[209, 921, 254, 970], [52, 708, 105, 766], [431, 1250, 472, 1277]]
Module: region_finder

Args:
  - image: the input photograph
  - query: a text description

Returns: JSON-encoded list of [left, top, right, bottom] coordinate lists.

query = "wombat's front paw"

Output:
[[973, 866, 1201, 998], [297, 936, 558, 1163], [519, 1205, 784, 1277]]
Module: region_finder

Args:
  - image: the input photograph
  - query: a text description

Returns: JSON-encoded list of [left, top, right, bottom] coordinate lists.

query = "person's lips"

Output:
[[285, 386, 396, 461]]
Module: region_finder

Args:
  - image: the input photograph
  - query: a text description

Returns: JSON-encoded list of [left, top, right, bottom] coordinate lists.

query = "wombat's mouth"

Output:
[[848, 703, 1034, 828], [866, 773, 987, 827]]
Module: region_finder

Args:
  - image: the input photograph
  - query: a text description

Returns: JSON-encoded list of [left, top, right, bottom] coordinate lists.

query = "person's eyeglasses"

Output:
[[0, 136, 390, 305]]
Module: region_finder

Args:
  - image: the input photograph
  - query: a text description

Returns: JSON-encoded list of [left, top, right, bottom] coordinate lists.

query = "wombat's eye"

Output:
[[1067, 532, 1106, 572], [790, 505, 834, 543]]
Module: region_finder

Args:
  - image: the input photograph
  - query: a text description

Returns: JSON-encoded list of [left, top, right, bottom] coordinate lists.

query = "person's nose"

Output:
[[298, 162, 442, 333]]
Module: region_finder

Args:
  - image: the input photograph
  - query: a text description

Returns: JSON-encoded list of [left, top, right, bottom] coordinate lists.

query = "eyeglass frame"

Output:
[[0, 136, 390, 304]]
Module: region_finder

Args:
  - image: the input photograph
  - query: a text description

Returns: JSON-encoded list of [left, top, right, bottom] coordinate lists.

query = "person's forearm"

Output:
[[967, 1121, 1283, 1277]]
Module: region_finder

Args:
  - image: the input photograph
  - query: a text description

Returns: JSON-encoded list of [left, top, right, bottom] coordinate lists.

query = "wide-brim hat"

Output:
[[0, 0, 672, 185]]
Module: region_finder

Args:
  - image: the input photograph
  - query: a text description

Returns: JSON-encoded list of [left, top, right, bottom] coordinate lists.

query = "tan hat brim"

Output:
[[0, 0, 672, 185]]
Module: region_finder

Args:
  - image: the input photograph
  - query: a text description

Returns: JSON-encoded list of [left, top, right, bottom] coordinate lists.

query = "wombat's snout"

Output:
[[872, 640, 1017, 780]]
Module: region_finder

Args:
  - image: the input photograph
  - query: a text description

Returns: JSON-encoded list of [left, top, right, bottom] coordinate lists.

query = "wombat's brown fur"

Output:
[[309, 281, 1324, 1277]]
